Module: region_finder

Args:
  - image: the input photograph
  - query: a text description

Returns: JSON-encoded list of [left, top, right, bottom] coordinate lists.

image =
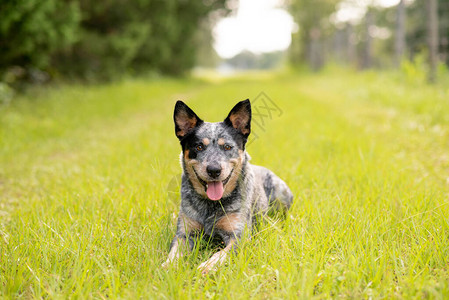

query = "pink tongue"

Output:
[[206, 181, 224, 200]]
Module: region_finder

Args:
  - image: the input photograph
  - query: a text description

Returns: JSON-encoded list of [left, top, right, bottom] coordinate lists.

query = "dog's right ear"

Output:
[[174, 101, 203, 140]]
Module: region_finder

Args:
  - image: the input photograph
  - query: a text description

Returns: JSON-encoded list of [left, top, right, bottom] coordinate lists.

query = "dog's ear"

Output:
[[174, 101, 203, 139], [224, 99, 251, 137]]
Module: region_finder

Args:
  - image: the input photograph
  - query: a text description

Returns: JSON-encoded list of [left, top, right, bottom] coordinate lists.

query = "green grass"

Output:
[[1, 70, 449, 298]]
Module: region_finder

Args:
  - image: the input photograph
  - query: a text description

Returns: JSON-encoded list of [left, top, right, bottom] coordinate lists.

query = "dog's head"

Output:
[[174, 100, 251, 201]]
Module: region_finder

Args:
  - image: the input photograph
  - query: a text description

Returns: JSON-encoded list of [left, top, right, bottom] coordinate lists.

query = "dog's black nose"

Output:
[[206, 164, 222, 179]]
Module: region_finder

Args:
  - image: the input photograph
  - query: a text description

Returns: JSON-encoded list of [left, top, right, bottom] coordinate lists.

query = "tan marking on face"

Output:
[[202, 138, 210, 146], [183, 150, 207, 197], [217, 138, 225, 145], [216, 213, 241, 232], [222, 150, 245, 197], [184, 150, 199, 168], [184, 162, 207, 198], [179, 212, 203, 232]]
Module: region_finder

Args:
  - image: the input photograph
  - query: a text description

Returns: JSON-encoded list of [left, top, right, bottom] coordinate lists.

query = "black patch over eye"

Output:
[[196, 144, 205, 151], [223, 144, 232, 151]]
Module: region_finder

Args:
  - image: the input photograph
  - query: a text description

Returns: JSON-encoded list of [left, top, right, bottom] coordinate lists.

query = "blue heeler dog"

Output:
[[163, 99, 293, 274]]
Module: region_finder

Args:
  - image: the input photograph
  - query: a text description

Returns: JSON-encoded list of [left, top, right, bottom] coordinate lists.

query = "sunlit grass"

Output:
[[1, 70, 448, 298]]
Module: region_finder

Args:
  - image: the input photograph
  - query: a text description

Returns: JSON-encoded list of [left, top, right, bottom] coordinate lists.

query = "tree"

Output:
[[289, 0, 341, 70], [407, 0, 449, 71], [54, 0, 229, 79], [362, 9, 374, 69], [1, 0, 229, 83], [0, 0, 80, 77], [426, 0, 439, 83], [395, 0, 406, 68]]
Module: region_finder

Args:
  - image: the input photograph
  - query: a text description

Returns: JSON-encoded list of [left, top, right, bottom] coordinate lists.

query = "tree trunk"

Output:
[[333, 29, 345, 63], [362, 10, 374, 69], [426, 0, 439, 83], [346, 24, 356, 66], [395, 0, 406, 68], [308, 27, 323, 71]]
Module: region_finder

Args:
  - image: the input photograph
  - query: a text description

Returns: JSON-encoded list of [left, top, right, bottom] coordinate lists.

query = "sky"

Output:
[[213, 0, 401, 59], [213, 0, 294, 58]]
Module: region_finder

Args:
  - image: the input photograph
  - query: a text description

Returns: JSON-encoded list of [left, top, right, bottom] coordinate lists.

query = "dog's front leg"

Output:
[[198, 212, 243, 274], [162, 212, 202, 268], [198, 237, 237, 275], [162, 235, 190, 268]]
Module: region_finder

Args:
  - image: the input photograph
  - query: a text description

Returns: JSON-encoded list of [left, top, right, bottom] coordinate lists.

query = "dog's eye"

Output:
[[196, 144, 204, 151], [223, 144, 232, 151]]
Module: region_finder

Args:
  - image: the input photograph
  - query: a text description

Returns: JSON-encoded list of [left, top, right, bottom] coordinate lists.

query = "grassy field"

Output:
[[1, 70, 449, 298]]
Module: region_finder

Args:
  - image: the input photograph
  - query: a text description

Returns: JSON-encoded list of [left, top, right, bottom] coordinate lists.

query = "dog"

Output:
[[163, 99, 293, 274]]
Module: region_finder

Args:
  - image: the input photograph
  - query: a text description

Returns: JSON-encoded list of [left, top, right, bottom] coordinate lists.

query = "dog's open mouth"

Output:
[[193, 168, 234, 201]]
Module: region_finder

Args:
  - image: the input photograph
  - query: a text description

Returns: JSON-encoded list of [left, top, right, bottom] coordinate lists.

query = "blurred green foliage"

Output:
[[0, 0, 228, 83], [0, 0, 81, 72]]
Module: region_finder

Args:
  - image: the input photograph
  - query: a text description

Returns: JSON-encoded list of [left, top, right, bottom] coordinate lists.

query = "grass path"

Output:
[[1, 71, 448, 298]]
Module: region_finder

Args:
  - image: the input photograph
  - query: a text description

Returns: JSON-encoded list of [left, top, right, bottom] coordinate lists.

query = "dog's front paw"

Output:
[[161, 260, 170, 269], [162, 256, 177, 269], [198, 251, 227, 275]]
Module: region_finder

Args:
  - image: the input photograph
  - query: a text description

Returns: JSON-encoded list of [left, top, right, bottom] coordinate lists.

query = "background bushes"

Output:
[[0, 0, 228, 83]]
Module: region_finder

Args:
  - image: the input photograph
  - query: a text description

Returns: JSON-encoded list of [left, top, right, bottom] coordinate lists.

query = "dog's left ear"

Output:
[[224, 99, 251, 137]]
